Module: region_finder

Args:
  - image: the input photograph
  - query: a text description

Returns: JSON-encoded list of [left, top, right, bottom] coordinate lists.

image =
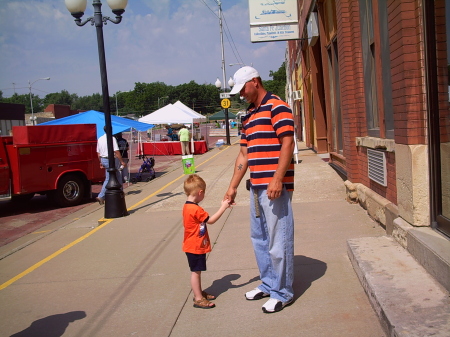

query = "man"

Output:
[[96, 129, 127, 205], [224, 66, 295, 313], [178, 125, 190, 155], [115, 132, 129, 183]]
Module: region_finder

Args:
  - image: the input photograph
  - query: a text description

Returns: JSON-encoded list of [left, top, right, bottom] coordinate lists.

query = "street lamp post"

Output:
[[115, 90, 129, 116], [65, 0, 128, 219], [29, 77, 50, 125]]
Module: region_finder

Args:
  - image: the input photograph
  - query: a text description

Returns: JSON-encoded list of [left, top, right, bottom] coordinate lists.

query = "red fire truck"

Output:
[[0, 124, 104, 207]]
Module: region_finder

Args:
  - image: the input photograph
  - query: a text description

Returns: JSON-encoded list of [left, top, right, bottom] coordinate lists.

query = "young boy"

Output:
[[183, 174, 230, 309]]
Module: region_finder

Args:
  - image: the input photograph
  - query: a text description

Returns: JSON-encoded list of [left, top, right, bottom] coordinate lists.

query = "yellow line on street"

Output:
[[0, 143, 235, 291], [0, 219, 113, 291], [31, 230, 51, 234]]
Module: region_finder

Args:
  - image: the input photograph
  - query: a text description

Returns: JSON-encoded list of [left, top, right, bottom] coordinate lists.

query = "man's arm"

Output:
[[114, 150, 126, 167], [224, 146, 248, 205], [266, 135, 294, 200]]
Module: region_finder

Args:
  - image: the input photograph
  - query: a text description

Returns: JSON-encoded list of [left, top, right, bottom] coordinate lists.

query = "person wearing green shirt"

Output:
[[179, 125, 190, 155]]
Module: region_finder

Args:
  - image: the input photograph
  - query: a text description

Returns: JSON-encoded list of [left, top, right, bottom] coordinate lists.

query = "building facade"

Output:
[[286, 0, 449, 291]]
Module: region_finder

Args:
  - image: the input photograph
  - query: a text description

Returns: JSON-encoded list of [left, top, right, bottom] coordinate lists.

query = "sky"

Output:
[[0, 0, 287, 99]]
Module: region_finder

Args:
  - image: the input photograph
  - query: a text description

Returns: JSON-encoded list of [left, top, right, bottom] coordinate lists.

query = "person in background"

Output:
[[224, 66, 295, 314], [96, 129, 126, 205], [178, 125, 190, 155], [166, 125, 174, 140], [114, 132, 129, 183]]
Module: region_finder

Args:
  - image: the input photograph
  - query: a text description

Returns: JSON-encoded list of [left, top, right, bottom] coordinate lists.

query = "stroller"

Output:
[[131, 156, 156, 183]]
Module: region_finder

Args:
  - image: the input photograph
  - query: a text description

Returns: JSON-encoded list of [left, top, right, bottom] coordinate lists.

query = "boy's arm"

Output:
[[206, 199, 230, 224]]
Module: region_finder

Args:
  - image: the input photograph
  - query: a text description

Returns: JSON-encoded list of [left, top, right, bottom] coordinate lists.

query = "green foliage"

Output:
[[43, 90, 75, 107], [72, 93, 103, 111], [263, 61, 286, 101], [0, 93, 42, 114], [0, 62, 286, 117]]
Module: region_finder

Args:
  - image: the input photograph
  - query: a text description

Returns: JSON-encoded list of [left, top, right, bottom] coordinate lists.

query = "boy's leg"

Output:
[[191, 271, 203, 301]]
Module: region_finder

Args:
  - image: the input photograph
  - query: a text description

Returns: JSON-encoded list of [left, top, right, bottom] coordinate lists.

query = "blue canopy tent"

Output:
[[40, 110, 155, 183], [40, 110, 154, 138]]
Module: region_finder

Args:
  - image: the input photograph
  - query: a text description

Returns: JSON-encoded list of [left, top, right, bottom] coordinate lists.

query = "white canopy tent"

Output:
[[138, 101, 206, 153], [173, 101, 205, 120], [139, 103, 205, 124]]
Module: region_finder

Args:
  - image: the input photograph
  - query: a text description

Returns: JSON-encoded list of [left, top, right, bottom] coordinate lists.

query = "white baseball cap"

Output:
[[229, 66, 260, 95]]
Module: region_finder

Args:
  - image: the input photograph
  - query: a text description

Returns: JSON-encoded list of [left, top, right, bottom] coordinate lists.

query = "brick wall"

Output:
[[337, 0, 366, 183], [388, 0, 427, 145], [44, 104, 85, 119]]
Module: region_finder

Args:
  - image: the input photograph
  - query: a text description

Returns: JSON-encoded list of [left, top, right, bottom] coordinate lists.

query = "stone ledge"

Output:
[[356, 136, 395, 152], [393, 217, 450, 293], [348, 236, 450, 337]]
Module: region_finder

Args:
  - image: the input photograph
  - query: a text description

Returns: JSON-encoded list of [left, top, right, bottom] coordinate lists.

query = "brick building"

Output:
[[285, 0, 449, 295]]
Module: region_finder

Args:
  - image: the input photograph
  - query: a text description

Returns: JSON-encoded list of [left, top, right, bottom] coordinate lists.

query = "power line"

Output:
[[222, 12, 245, 65], [198, 0, 245, 66]]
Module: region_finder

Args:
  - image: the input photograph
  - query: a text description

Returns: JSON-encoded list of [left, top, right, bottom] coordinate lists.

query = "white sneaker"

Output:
[[245, 287, 269, 300], [262, 298, 293, 313]]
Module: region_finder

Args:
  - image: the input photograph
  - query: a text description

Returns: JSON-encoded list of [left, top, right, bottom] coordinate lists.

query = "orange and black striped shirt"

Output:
[[240, 92, 295, 191]]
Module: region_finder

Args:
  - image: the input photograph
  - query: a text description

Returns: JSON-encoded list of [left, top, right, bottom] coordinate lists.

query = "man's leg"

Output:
[[258, 188, 294, 303], [249, 188, 273, 295], [98, 157, 110, 200]]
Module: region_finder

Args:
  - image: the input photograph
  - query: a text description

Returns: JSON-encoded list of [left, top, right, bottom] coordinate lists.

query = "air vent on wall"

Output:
[[367, 149, 387, 186], [292, 90, 302, 101]]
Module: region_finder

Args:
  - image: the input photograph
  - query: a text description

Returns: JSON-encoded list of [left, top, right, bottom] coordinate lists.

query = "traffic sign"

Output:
[[221, 99, 231, 109], [220, 93, 231, 99]]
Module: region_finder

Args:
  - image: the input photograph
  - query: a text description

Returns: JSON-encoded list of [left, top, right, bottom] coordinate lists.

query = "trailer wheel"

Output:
[[52, 174, 85, 207]]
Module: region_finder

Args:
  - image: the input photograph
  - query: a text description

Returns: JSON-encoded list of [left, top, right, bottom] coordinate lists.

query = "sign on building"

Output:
[[248, 0, 299, 43]]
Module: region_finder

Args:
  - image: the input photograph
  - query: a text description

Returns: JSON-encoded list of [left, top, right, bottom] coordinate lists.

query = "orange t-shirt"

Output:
[[182, 201, 211, 254]]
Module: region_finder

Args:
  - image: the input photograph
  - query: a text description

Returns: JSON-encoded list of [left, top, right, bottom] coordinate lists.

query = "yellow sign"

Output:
[[221, 98, 231, 109]]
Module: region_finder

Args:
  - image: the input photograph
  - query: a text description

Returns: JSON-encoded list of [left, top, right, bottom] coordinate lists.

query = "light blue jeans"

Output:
[[250, 187, 294, 302], [98, 157, 122, 199]]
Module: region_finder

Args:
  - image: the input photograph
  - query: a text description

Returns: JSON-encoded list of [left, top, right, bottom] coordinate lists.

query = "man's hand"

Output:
[[266, 178, 283, 200], [224, 187, 237, 205]]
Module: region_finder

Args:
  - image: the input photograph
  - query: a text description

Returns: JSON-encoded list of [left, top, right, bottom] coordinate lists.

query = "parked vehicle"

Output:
[[0, 124, 104, 207]]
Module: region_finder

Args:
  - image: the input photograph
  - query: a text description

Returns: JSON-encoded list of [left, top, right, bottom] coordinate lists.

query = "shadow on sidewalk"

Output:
[[9, 311, 86, 337], [204, 255, 326, 300], [205, 274, 260, 298], [293, 255, 327, 301]]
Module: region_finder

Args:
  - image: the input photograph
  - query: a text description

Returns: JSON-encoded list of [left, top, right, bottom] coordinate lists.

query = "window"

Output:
[[359, 0, 394, 139]]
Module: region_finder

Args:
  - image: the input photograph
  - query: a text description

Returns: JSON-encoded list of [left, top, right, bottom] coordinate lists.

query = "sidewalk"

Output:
[[0, 140, 398, 336]]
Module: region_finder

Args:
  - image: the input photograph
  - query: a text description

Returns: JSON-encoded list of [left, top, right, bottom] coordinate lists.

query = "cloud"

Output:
[[0, 0, 286, 98]]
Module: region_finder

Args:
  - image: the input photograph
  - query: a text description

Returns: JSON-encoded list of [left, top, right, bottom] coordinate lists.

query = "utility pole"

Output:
[[215, 0, 230, 145]]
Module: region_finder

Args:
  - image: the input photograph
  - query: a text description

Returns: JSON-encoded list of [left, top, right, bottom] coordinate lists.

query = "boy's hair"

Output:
[[184, 174, 206, 196]]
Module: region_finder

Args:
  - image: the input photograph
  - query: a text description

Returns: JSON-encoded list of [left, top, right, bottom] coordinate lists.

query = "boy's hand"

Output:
[[221, 198, 231, 209]]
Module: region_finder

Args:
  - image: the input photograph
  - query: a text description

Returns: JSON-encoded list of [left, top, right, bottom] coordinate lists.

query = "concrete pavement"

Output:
[[0, 139, 408, 336]]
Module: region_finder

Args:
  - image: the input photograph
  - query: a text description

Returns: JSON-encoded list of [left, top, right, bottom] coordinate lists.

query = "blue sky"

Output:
[[0, 0, 287, 98]]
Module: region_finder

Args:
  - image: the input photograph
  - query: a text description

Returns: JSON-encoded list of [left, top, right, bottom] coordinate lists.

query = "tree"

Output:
[[43, 90, 76, 107], [0, 93, 42, 114], [263, 62, 286, 101], [72, 93, 103, 111]]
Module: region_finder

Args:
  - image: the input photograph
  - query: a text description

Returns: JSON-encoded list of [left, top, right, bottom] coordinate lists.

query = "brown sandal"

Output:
[[192, 291, 216, 301], [202, 291, 216, 300], [193, 297, 215, 309]]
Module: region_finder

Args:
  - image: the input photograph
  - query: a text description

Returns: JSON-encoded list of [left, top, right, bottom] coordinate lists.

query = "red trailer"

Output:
[[0, 124, 104, 207]]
